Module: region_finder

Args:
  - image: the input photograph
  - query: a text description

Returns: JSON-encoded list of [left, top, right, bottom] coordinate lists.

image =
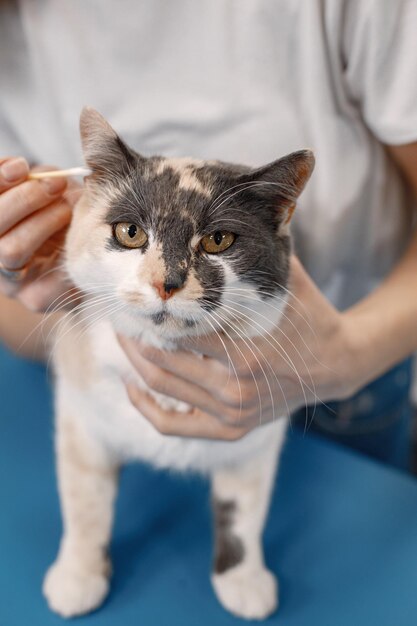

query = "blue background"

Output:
[[1, 344, 417, 625]]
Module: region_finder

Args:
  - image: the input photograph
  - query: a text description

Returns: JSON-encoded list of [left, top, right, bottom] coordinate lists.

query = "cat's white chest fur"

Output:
[[55, 318, 285, 474]]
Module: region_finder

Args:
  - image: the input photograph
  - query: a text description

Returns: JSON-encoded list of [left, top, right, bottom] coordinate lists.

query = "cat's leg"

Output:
[[211, 427, 285, 620], [43, 413, 119, 618]]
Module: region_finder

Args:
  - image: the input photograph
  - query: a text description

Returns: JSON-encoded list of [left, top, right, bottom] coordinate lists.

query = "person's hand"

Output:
[[0, 157, 81, 312], [118, 257, 361, 440]]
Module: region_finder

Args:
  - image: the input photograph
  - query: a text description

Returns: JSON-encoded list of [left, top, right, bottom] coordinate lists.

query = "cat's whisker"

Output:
[[16, 310, 63, 359], [201, 217, 256, 231], [210, 284, 320, 343], [42, 288, 83, 317], [213, 307, 295, 426], [218, 289, 327, 376], [64, 293, 121, 319], [218, 297, 316, 428], [202, 311, 245, 419], [203, 308, 266, 416], [225, 281, 340, 386], [233, 318, 293, 426], [220, 295, 312, 379], [43, 292, 120, 351], [199, 318, 234, 386], [29, 262, 68, 287], [211, 300, 313, 425], [72, 302, 129, 346], [209, 307, 278, 426], [202, 284, 319, 378], [217, 299, 315, 401], [16, 285, 90, 356], [244, 271, 315, 324], [43, 303, 100, 356], [49, 298, 126, 369], [207, 180, 297, 218], [218, 298, 336, 430], [42, 283, 116, 321], [207, 182, 265, 218], [200, 310, 239, 386]]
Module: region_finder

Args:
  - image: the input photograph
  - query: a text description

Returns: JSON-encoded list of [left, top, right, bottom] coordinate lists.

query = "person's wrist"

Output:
[[337, 310, 373, 399]]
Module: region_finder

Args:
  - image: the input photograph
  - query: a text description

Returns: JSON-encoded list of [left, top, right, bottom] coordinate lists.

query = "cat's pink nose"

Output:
[[152, 280, 181, 301]]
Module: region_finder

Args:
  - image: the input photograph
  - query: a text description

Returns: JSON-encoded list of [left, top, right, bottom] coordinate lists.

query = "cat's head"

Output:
[[65, 107, 314, 341]]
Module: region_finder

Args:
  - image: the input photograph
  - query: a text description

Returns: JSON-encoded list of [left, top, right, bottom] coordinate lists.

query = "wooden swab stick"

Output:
[[29, 166, 92, 180]]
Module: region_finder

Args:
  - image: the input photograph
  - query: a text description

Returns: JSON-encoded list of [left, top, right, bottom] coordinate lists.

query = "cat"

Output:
[[43, 107, 314, 621]]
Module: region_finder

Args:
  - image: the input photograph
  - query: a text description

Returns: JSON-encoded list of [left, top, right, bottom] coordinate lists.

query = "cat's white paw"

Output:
[[43, 559, 109, 618], [212, 564, 278, 621]]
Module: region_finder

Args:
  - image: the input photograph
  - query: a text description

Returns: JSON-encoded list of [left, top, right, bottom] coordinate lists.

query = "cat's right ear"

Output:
[[80, 106, 138, 179]]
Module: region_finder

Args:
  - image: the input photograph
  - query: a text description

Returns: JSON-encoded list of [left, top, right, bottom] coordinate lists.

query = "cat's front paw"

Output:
[[43, 559, 109, 618], [212, 564, 278, 621]]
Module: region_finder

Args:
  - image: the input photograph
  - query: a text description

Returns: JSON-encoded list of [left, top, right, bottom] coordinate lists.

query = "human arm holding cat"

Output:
[[119, 256, 352, 439], [120, 142, 417, 440]]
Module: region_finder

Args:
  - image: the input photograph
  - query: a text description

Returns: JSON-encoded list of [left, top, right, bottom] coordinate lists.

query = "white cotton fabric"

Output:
[[0, 0, 416, 309]]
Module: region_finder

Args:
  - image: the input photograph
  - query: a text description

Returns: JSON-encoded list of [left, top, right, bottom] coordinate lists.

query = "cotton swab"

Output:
[[29, 166, 92, 180]]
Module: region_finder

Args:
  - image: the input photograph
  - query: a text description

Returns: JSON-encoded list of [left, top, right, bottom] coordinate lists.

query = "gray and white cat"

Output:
[[43, 108, 314, 620]]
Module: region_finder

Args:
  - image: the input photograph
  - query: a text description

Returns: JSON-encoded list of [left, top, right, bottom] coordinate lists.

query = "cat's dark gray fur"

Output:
[[213, 499, 245, 574]]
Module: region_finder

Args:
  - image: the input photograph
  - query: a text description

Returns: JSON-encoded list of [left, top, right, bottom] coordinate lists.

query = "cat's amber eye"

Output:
[[200, 231, 236, 254], [114, 223, 148, 249]]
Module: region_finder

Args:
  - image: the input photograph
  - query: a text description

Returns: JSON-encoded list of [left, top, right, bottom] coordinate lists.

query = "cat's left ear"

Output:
[[240, 150, 315, 224], [80, 106, 140, 179]]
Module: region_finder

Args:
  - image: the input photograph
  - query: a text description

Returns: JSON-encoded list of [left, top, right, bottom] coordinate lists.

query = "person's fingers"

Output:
[[0, 199, 71, 269], [0, 157, 29, 193], [125, 383, 250, 440], [176, 331, 253, 367], [177, 333, 233, 361], [119, 337, 237, 417], [0, 176, 67, 237], [119, 335, 231, 392], [119, 335, 260, 414]]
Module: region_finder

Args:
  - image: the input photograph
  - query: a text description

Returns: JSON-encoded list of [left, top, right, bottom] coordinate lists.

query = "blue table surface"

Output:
[[1, 344, 417, 626]]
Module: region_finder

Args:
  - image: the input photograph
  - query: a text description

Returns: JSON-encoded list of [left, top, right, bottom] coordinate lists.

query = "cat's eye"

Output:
[[114, 223, 148, 249], [200, 231, 236, 254]]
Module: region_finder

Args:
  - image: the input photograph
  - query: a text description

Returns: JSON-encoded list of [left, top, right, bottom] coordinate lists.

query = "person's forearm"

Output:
[[345, 228, 417, 388], [0, 294, 54, 361], [343, 142, 417, 390]]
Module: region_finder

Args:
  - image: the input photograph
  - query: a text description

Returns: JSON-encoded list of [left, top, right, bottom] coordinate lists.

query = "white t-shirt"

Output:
[[1, 0, 416, 309]]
